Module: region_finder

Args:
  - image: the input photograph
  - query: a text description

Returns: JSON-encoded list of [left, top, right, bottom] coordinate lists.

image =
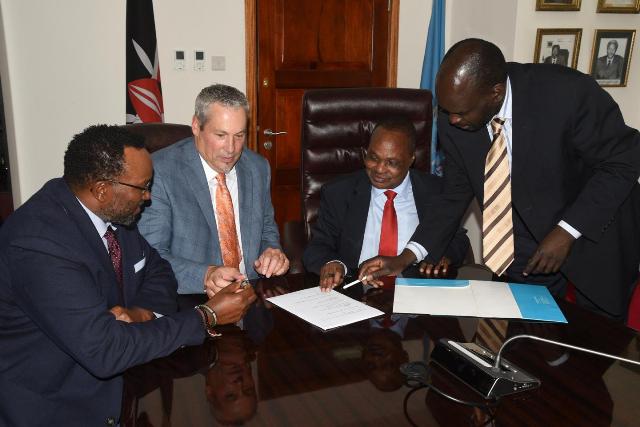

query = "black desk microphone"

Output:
[[429, 335, 640, 400]]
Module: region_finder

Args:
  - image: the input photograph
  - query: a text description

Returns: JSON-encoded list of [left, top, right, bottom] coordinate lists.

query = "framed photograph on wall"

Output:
[[536, 0, 582, 11], [597, 0, 640, 13], [534, 28, 582, 68], [589, 29, 636, 86]]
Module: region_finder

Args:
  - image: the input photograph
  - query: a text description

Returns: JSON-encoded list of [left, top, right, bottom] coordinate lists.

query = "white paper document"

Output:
[[266, 287, 385, 331]]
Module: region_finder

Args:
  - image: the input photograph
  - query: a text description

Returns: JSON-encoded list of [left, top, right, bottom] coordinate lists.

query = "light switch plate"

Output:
[[174, 50, 185, 71], [211, 56, 226, 71], [194, 49, 206, 71]]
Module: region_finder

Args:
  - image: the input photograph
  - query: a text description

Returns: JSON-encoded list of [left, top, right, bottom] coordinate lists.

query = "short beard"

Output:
[[100, 206, 138, 227]]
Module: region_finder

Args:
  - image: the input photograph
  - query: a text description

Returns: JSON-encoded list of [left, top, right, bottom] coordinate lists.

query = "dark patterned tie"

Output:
[[104, 226, 123, 288]]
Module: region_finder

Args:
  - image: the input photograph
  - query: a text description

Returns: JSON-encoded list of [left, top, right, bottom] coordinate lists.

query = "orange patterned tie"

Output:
[[482, 118, 514, 276], [215, 173, 241, 268]]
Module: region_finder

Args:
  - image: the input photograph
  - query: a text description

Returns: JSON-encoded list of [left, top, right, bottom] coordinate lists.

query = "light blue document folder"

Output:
[[394, 278, 567, 323]]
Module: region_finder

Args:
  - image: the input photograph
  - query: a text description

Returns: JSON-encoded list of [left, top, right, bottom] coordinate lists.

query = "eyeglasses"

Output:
[[110, 180, 151, 194]]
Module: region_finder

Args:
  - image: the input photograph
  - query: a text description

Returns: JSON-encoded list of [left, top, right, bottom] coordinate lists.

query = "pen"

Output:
[[342, 276, 367, 289]]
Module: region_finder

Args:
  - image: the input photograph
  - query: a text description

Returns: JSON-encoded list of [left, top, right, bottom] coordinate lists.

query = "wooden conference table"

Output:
[[122, 273, 640, 426]]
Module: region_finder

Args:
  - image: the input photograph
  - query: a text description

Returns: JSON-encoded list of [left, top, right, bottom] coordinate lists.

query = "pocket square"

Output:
[[134, 257, 146, 273]]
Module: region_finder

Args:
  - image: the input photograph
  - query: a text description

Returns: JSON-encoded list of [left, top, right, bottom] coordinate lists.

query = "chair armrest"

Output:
[[282, 220, 306, 274]]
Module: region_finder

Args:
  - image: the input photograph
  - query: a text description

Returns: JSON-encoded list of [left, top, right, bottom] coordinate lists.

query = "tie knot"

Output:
[[216, 173, 227, 187], [384, 190, 397, 201], [491, 118, 505, 136], [104, 226, 116, 241]]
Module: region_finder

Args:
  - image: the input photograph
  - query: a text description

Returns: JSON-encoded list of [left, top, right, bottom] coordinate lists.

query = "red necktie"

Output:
[[104, 226, 124, 300], [378, 190, 398, 256], [378, 190, 397, 289]]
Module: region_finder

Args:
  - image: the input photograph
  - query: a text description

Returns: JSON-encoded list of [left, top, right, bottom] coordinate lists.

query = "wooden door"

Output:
[[256, 0, 397, 229]]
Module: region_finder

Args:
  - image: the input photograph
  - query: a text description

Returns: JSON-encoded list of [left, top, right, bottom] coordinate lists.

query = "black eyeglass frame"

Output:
[[109, 180, 151, 194]]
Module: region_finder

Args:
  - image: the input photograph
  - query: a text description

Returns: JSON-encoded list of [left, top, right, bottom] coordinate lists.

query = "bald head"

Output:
[[436, 39, 507, 131]]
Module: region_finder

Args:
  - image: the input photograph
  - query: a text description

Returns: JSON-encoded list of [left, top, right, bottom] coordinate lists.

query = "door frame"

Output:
[[243, 0, 399, 152]]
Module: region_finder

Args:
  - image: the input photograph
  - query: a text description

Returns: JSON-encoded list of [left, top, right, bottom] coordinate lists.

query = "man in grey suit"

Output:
[[139, 84, 289, 295]]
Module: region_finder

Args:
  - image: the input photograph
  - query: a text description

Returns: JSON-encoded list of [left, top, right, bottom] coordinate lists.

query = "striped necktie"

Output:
[[482, 118, 514, 276]]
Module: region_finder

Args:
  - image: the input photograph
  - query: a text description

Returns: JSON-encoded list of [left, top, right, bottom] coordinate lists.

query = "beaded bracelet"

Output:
[[197, 304, 218, 328], [194, 305, 221, 338]]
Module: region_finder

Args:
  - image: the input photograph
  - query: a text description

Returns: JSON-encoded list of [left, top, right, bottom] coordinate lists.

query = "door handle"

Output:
[[263, 129, 287, 136]]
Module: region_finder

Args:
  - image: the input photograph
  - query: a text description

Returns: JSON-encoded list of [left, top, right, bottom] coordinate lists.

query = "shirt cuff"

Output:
[[325, 259, 347, 276], [405, 241, 428, 263], [558, 220, 582, 239]]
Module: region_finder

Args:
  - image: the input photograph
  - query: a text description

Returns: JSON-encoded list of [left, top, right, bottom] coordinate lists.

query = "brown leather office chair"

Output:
[[283, 87, 434, 273], [122, 123, 192, 154]]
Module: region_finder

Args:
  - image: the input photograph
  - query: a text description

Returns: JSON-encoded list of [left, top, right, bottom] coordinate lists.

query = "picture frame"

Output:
[[589, 29, 636, 87], [534, 28, 582, 68], [596, 0, 640, 13], [536, 0, 582, 11]]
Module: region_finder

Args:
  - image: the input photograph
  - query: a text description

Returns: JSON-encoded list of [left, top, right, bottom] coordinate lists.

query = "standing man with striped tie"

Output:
[[139, 84, 289, 296], [359, 38, 640, 321]]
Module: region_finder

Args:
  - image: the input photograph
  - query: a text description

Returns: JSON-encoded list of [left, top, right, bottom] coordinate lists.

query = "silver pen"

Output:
[[342, 275, 368, 289]]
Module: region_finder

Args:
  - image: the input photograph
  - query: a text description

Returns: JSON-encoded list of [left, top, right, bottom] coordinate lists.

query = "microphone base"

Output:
[[431, 339, 541, 399]]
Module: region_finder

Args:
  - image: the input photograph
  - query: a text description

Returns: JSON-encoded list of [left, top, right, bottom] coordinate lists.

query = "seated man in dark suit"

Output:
[[0, 125, 256, 426], [303, 118, 470, 290]]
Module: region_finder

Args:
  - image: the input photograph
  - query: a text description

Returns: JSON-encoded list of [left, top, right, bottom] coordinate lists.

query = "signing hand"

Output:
[[319, 261, 346, 292], [204, 265, 246, 297], [110, 306, 155, 323], [358, 249, 417, 288], [419, 257, 451, 278], [205, 280, 257, 325], [523, 226, 575, 276], [254, 247, 289, 278]]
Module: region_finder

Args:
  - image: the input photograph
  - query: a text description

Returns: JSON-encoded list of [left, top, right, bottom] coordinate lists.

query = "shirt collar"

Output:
[[77, 198, 112, 238], [371, 171, 411, 199], [199, 154, 237, 184], [493, 76, 512, 123]]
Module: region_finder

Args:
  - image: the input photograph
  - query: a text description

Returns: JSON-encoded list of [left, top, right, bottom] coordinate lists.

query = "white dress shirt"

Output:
[[200, 156, 247, 275], [358, 173, 420, 266]]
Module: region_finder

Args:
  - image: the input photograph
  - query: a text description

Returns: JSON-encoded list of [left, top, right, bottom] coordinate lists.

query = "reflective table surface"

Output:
[[123, 273, 640, 426]]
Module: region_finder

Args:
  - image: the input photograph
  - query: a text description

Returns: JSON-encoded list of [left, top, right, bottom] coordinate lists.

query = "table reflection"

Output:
[[123, 274, 640, 426]]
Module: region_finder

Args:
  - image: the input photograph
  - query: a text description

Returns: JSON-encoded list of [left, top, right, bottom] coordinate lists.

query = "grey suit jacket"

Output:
[[139, 138, 281, 293]]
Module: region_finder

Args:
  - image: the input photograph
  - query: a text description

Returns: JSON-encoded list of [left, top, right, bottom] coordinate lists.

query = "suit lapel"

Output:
[[507, 64, 535, 210], [236, 152, 253, 258], [53, 179, 123, 303], [181, 141, 220, 246], [345, 173, 372, 264]]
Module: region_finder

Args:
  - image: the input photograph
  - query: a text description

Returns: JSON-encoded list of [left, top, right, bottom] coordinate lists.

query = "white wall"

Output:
[[0, 0, 247, 205], [154, 0, 246, 125], [512, 0, 640, 128], [0, 0, 126, 203]]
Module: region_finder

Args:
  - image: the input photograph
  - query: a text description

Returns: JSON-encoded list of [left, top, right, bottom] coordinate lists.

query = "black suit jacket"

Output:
[[0, 179, 205, 426], [411, 62, 640, 316], [303, 169, 470, 275]]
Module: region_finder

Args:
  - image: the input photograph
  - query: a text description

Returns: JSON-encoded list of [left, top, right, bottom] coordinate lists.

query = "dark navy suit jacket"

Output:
[[0, 179, 205, 426]]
